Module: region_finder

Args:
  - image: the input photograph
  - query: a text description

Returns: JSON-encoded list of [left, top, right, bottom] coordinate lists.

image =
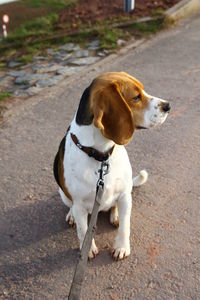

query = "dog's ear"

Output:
[[92, 82, 134, 145], [76, 85, 93, 125]]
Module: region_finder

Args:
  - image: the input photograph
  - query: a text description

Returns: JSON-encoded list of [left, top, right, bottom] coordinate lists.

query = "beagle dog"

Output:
[[53, 72, 170, 260]]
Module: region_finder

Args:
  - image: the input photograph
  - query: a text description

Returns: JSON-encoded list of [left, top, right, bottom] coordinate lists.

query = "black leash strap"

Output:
[[68, 161, 109, 300]]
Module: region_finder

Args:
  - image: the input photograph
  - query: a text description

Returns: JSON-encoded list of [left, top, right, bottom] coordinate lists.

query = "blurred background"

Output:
[[0, 0, 179, 65], [0, 0, 179, 106]]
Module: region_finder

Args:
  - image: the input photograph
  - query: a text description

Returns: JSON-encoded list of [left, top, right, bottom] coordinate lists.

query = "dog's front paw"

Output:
[[111, 246, 130, 260], [88, 240, 99, 260], [66, 209, 76, 227]]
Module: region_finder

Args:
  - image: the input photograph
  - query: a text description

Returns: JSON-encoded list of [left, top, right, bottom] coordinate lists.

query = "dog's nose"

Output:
[[161, 102, 171, 113]]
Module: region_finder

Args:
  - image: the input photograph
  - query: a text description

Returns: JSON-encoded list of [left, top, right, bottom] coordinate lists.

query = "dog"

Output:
[[53, 72, 170, 260]]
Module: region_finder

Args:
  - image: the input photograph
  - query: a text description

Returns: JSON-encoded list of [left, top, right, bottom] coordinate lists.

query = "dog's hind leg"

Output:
[[110, 204, 119, 227]]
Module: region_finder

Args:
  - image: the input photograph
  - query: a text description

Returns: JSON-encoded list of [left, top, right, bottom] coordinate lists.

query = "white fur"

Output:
[[142, 91, 169, 128], [132, 170, 148, 187], [60, 118, 133, 259], [59, 90, 169, 260]]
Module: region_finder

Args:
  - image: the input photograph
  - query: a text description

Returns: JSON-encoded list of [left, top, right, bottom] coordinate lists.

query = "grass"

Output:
[[98, 27, 128, 49], [125, 19, 164, 36], [23, 0, 77, 9], [0, 91, 12, 102], [5, 13, 58, 41], [69, 24, 128, 50]]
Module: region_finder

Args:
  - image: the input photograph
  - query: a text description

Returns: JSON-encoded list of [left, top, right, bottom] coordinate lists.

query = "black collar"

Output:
[[70, 133, 114, 162]]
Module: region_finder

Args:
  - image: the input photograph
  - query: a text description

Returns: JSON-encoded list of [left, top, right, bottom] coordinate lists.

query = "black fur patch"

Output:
[[53, 126, 70, 189], [76, 84, 94, 125]]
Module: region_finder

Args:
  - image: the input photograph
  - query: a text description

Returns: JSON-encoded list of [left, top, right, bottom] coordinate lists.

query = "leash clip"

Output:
[[97, 179, 104, 189], [102, 160, 109, 176], [97, 159, 110, 190]]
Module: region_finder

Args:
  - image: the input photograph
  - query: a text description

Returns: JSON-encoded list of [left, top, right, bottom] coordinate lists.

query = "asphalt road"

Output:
[[0, 14, 200, 300]]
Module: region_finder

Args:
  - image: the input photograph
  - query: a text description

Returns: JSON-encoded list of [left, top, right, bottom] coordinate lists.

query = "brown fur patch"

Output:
[[89, 72, 148, 144], [58, 143, 73, 201], [92, 82, 134, 145]]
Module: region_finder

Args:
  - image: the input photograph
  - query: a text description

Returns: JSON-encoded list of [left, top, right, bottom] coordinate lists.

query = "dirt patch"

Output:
[[59, 0, 180, 26], [147, 243, 160, 267], [0, 2, 52, 32]]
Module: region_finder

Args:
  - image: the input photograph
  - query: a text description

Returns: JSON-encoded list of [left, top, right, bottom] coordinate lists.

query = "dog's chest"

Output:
[[79, 176, 125, 212], [63, 136, 132, 212], [66, 159, 126, 212]]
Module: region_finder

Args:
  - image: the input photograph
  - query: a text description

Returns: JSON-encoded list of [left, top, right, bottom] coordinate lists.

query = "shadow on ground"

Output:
[[0, 192, 118, 290]]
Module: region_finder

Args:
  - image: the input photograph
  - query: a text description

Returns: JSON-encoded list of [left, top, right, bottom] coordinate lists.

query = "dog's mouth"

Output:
[[136, 126, 148, 130]]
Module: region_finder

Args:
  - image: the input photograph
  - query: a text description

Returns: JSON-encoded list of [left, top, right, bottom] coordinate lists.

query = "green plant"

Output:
[[6, 13, 58, 42], [101, 28, 127, 49], [125, 19, 164, 36], [18, 54, 34, 64], [0, 91, 12, 102]]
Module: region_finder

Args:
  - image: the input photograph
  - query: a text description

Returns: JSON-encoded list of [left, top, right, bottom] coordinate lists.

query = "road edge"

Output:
[[165, 0, 200, 21]]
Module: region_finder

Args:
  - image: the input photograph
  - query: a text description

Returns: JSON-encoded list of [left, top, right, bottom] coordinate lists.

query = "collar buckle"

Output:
[[76, 142, 83, 150]]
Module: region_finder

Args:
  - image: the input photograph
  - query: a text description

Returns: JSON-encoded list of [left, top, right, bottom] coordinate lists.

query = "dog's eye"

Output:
[[132, 94, 141, 102]]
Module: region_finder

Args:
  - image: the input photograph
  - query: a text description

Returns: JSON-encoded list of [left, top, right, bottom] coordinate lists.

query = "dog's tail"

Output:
[[132, 170, 148, 187]]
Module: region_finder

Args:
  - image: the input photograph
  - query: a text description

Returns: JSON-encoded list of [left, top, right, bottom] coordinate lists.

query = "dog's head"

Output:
[[76, 72, 170, 145]]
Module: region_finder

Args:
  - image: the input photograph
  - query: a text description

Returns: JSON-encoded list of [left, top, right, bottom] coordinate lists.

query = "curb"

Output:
[[165, 0, 200, 21], [114, 0, 200, 33]]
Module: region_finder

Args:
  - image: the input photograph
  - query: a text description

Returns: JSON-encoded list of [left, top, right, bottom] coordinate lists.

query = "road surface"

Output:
[[0, 14, 200, 300]]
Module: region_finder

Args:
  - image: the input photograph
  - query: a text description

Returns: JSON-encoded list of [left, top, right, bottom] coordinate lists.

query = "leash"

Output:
[[68, 160, 109, 300]]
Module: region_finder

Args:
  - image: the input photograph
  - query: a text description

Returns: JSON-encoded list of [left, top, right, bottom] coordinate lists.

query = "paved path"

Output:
[[0, 14, 200, 300]]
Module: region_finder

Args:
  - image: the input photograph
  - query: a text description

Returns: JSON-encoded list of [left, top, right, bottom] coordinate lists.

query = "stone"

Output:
[[14, 90, 28, 97], [7, 71, 26, 78], [53, 52, 72, 62], [25, 86, 42, 96], [35, 64, 61, 74], [32, 64, 46, 72], [97, 49, 110, 57], [46, 48, 54, 55], [117, 39, 126, 46], [69, 57, 100, 66], [103, 49, 110, 55], [36, 75, 63, 87], [7, 60, 22, 68], [0, 39, 111, 100], [73, 49, 89, 58], [56, 66, 83, 76], [58, 43, 80, 52], [15, 74, 48, 86], [97, 52, 107, 57], [88, 40, 100, 50], [34, 56, 47, 62], [15, 76, 32, 85]]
